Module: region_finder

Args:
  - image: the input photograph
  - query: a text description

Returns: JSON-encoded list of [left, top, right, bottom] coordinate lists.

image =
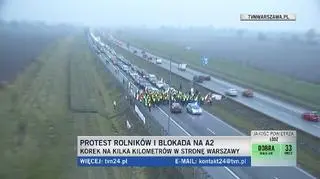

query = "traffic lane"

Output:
[[122, 43, 320, 137], [106, 45, 245, 179], [100, 52, 198, 137], [157, 106, 211, 136], [109, 43, 318, 179], [97, 42, 228, 136], [114, 42, 312, 178], [146, 54, 320, 137], [203, 72, 307, 114], [158, 106, 314, 179], [235, 166, 317, 179], [100, 51, 241, 179], [157, 106, 256, 179], [161, 57, 301, 115], [154, 108, 251, 179], [161, 55, 311, 119], [202, 166, 251, 179], [159, 60, 306, 118], [238, 96, 320, 136], [107, 44, 249, 179], [116, 51, 318, 179], [98, 49, 188, 137], [150, 107, 187, 136], [159, 105, 241, 136], [254, 93, 306, 113], [138, 45, 308, 116], [156, 53, 301, 109], [122, 45, 320, 136], [238, 96, 301, 118]]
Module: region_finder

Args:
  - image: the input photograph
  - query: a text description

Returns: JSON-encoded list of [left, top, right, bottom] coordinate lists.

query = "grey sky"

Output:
[[2, 0, 320, 31]]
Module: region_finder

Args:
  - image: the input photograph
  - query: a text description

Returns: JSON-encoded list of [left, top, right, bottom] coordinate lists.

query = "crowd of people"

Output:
[[135, 88, 215, 111]]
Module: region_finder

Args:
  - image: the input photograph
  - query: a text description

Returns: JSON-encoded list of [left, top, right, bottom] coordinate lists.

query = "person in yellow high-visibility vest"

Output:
[[113, 100, 117, 110], [148, 100, 151, 112]]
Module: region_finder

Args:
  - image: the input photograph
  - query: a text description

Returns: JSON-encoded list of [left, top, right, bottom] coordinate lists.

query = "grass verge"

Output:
[[108, 41, 320, 178], [115, 34, 320, 110], [0, 34, 184, 179]]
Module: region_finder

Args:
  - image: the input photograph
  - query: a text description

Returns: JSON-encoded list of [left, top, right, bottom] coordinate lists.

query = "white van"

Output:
[[178, 63, 187, 71], [156, 58, 162, 64], [148, 74, 157, 81]]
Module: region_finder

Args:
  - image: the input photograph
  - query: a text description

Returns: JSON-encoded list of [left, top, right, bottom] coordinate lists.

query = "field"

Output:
[[0, 32, 183, 179], [115, 31, 320, 109], [0, 22, 72, 83], [107, 41, 320, 177]]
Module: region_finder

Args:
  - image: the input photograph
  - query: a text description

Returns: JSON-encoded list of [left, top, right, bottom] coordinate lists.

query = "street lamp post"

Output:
[[167, 56, 172, 136]]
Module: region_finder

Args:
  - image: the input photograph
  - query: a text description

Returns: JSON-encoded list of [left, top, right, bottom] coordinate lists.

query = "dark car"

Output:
[[137, 79, 147, 89], [242, 89, 254, 97], [171, 102, 182, 113], [302, 111, 319, 122], [193, 76, 204, 83], [202, 75, 211, 81]]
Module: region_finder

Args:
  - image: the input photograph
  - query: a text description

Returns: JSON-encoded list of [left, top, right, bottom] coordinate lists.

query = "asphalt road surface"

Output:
[[89, 34, 316, 179], [109, 37, 320, 139]]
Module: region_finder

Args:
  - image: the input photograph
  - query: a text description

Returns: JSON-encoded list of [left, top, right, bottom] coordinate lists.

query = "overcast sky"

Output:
[[2, 0, 320, 31]]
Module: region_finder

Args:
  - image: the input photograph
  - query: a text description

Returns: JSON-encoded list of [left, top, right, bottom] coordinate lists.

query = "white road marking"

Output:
[[157, 107, 191, 136], [99, 39, 315, 179], [204, 111, 244, 135], [118, 42, 318, 179], [273, 177, 279, 179], [107, 41, 241, 179], [312, 124, 320, 129], [157, 107, 240, 179], [207, 128, 216, 135], [295, 166, 317, 179], [255, 102, 264, 106], [118, 40, 320, 137], [224, 167, 241, 179]]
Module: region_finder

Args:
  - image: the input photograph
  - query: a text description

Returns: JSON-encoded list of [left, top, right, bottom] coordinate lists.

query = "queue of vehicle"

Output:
[[93, 36, 319, 123], [93, 43, 220, 115]]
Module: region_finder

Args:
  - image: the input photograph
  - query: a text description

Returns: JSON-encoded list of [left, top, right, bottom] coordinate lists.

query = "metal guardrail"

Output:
[[87, 33, 214, 179]]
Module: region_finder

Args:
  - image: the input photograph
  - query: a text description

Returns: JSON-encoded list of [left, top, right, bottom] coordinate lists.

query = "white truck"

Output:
[[155, 81, 165, 89], [156, 58, 162, 64], [178, 63, 187, 71]]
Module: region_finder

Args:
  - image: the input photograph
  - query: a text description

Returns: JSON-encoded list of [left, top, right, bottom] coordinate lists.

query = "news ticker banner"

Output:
[[77, 130, 296, 167], [240, 13, 296, 21]]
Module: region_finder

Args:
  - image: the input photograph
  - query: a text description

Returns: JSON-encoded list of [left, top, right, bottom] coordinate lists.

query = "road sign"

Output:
[[202, 57, 208, 65]]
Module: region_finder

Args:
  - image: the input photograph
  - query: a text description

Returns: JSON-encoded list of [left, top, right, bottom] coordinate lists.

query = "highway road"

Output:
[[88, 33, 317, 179], [109, 37, 320, 139]]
